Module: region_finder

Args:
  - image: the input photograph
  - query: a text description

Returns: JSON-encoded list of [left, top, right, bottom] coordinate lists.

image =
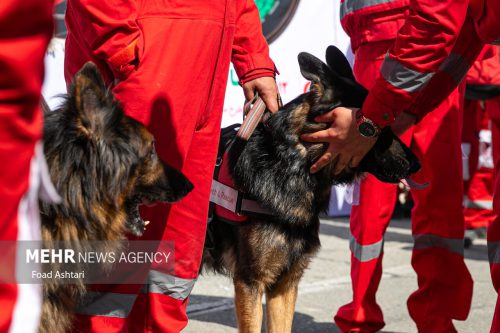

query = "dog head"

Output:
[[43, 63, 193, 238], [295, 45, 420, 183]]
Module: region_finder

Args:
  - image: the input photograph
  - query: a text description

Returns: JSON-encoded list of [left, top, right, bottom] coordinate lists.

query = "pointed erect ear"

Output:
[[325, 45, 356, 82], [73, 62, 113, 137], [298, 52, 336, 101], [298, 52, 332, 84]]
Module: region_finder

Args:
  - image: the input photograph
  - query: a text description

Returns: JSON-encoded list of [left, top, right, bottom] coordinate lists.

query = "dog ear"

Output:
[[298, 52, 336, 102], [324, 45, 367, 108], [325, 45, 356, 82], [72, 62, 118, 137]]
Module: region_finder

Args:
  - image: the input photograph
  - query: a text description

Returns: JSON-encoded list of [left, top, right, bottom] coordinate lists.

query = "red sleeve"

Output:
[[231, 0, 276, 83], [361, 0, 470, 126], [68, 0, 142, 80]]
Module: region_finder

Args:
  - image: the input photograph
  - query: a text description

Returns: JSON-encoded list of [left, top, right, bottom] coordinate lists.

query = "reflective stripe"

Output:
[[488, 241, 500, 264], [463, 198, 493, 210], [381, 53, 434, 92], [493, 36, 500, 46], [340, 0, 398, 19], [439, 53, 471, 86], [413, 234, 464, 256], [144, 270, 196, 301], [77, 292, 137, 318], [349, 233, 384, 262]]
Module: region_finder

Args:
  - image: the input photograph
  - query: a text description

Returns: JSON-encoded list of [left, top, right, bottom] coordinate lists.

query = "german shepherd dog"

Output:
[[202, 46, 420, 332], [39, 63, 193, 333]]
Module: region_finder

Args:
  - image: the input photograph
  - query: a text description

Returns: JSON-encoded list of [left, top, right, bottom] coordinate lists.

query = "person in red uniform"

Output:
[[462, 46, 500, 247], [64, 1, 278, 332], [0, 0, 53, 332], [302, 0, 500, 331], [328, 1, 472, 332]]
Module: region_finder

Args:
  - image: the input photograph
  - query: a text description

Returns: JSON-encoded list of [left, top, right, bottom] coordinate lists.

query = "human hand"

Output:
[[242, 76, 279, 113], [301, 106, 377, 174], [391, 112, 417, 136]]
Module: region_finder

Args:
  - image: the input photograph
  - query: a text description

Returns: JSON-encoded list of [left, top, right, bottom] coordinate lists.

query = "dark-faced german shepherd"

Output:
[[39, 63, 193, 333], [202, 46, 420, 332]]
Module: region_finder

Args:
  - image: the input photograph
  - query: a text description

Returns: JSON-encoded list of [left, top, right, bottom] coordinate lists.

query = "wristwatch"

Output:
[[356, 109, 381, 138]]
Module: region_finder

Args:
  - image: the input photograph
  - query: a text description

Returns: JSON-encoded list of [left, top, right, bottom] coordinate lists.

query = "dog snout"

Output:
[[159, 161, 194, 202]]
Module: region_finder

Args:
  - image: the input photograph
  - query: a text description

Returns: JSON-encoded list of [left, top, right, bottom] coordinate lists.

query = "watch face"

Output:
[[255, 0, 300, 44], [359, 121, 376, 137]]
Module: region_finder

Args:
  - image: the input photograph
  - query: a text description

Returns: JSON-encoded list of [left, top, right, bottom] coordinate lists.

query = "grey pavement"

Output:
[[184, 217, 495, 333]]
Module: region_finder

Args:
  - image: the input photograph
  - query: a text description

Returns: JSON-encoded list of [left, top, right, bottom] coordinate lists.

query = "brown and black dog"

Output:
[[202, 46, 420, 333], [39, 63, 193, 333]]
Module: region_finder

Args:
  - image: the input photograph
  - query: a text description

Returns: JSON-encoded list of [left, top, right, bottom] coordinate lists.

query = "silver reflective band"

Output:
[[144, 270, 196, 301], [413, 234, 464, 256], [77, 292, 137, 318], [439, 53, 471, 86], [381, 53, 434, 93], [349, 233, 384, 262], [493, 36, 500, 46], [463, 198, 493, 210], [488, 241, 500, 264], [340, 0, 398, 20]]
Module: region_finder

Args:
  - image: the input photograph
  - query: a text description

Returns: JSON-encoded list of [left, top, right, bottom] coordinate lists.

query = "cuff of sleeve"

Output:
[[107, 39, 139, 80], [362, 92, 397, 127], [239, 68, 277, 85], [233, 53, 277, 80]]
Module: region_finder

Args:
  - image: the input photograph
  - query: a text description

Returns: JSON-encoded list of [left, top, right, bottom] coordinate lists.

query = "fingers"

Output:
[[301, 128, 336, 143], [314, 110, 336, 123], [310, 151, 334, 174], [243, 85, 255, 103], [260, 91, 279, 113]]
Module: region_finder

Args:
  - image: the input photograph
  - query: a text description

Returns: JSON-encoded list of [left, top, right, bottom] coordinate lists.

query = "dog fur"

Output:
[[202, 46, 420, 333], [39, 63, 193, 333]]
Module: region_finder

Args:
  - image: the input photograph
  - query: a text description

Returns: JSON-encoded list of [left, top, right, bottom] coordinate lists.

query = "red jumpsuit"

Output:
[[0, 0, 53, 332], [462, 46, 500, 233], [340, 0, 500, 331], [335, 2, 472, 332], [64, 1, 274, 332]]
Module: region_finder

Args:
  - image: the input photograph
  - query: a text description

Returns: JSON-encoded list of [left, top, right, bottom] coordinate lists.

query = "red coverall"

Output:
[[0, 0, 53, 332], [340, 0, 500, 331], [462, 46, 500, 232], [335, 1, 472, 332], [64, 1, 274, 332]]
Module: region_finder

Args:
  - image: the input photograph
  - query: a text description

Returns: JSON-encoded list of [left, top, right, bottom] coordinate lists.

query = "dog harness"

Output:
[[209, 95, 280, 224]]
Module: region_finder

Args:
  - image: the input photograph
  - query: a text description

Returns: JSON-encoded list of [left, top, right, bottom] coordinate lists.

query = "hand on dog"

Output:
[[242, 77, 280, 113], [301, 106, 377, 174]]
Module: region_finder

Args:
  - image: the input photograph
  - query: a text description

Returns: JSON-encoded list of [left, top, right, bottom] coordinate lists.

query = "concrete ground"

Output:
[[184, 217, 495, 333]]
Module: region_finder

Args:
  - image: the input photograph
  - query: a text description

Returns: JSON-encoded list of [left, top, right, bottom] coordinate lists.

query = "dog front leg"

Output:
[[265, 280, 299, 333], [234, 279, 264, 333]]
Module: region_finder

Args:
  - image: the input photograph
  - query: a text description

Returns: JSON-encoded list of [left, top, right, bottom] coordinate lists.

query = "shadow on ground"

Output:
[[188, 294, 403, 333]]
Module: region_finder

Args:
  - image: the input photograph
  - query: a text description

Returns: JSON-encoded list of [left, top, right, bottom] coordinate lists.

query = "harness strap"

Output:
[[237, 93, 282, 141]]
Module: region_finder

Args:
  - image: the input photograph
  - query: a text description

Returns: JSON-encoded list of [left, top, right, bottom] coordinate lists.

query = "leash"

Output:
[[236, 93, 282, 141]]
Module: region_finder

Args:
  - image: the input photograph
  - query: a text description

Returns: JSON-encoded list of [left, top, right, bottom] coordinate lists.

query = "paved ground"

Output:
[[184, 217, 495, 333]]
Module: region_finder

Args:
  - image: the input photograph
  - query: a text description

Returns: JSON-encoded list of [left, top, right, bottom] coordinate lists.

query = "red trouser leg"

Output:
[[72, 16, 230, 332], [334, 40, 407, 333], [334, 176, 398, 333], [0, 1, 52, 331], [407, 86, 473, 333]]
